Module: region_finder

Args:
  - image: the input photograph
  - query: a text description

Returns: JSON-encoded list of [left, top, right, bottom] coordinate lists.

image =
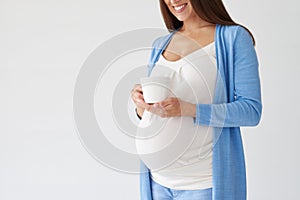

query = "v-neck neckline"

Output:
[[160, 41, 215, 63]]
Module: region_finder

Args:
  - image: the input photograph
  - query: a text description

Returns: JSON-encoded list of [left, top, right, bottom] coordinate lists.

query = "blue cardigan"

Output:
[[140, 24, 262, 200]]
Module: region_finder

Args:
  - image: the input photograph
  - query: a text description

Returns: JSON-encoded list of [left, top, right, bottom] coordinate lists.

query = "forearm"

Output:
[[195, 99, 262, 127]]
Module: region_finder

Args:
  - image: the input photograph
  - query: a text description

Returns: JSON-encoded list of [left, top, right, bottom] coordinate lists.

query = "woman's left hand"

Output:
[[148, 97, 196, 118]]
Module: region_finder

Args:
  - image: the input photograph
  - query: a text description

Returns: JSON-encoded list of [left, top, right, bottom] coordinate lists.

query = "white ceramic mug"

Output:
[[140, 77, 171, 104]]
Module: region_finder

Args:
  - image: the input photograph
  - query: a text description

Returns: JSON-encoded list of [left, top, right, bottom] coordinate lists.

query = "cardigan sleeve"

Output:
[[195, 26, 262, 127]]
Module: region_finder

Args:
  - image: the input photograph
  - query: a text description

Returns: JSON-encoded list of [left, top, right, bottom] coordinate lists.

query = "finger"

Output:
[[134, 84, 143, 92], [136, 102, 148, 110], [131, 89, 142, 96], [147, 103, 158, 111], [158, 98, 174, 107], [144, 103, 152, 111], [157, 109, 170, 118], [133, 84, 141, 88], [133, 93, 145, 103], [147, 105, 166, 118], [136, 84, 142, 91]]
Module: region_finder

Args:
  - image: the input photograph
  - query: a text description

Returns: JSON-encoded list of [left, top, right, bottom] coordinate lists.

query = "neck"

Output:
[[180, 14, 214, 33]]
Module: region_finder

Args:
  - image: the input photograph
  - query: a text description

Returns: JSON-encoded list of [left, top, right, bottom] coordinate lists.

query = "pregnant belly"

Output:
[[136, 111, 211, 171]]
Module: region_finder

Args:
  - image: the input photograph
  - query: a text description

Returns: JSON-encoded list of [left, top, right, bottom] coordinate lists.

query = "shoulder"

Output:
[[147, 32, 174, 68], [218, 24, 249, 36], [218, 25, 251, 39], [151, 31, 175, 49], [217, 24, 253, 45]]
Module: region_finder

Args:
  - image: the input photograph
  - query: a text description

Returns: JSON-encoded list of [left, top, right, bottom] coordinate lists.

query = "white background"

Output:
[[1, 0, 299, 199]]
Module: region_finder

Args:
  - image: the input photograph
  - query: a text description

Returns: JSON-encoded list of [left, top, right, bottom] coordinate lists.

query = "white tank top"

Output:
[[136, 42, 217, 190]]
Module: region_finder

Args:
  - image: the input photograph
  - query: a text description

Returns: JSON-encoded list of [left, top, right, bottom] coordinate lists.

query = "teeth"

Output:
[[174, 4, 185, 11]]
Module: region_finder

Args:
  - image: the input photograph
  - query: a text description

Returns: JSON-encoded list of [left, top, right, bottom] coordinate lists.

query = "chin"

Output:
[[175, 15, 189, 22]]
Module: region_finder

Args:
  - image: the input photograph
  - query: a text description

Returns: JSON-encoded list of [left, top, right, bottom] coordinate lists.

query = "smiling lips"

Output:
[[173, 3, 187, 13]]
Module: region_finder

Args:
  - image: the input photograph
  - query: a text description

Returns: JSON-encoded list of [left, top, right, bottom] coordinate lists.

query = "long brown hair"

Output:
[[159, 0, 255, 45]]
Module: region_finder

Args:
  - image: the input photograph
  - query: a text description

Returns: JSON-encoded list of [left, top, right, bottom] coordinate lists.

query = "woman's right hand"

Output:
[[131, 84, 151, 118]]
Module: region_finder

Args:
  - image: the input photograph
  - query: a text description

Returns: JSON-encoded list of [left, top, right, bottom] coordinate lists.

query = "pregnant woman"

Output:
[[131, 0, 262, 199]]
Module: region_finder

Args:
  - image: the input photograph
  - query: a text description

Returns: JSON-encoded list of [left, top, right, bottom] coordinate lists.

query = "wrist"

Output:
[[135, 107, 144, 120], [184, 103, 196, 117]]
